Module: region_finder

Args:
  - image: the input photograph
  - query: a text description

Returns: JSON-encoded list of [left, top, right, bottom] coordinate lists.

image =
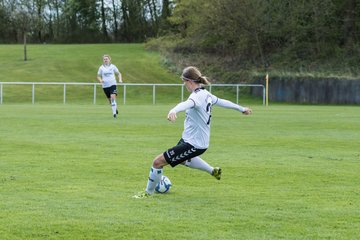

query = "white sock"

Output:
[[145, 167, 163, 195], [184, 156, 213, 174], [111, 99, 117, 115]]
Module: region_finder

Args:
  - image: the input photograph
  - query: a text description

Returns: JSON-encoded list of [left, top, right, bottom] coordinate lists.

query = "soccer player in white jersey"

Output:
[[134, 66, 252, 198], [97, 54, 122, 118]]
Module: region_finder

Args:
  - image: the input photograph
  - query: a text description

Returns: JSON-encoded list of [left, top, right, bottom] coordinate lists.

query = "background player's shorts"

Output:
[[103, 85, 117, 98], [164, 138, 207, 167]]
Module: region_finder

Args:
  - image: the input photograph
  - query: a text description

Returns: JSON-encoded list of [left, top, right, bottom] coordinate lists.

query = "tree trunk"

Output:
[[36, 0, 43, 42], [55, 0, 60, 40], [24, 32, 27, 61], [145, 0, 158, 35], [161, 0, 171, 19], [112, 0, 118, 41], [100, 0, 108, 40], [121, 0, 129, 41]]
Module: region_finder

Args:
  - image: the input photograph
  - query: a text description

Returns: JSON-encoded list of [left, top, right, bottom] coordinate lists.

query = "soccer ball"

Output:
[[155, 175, 172, 193]]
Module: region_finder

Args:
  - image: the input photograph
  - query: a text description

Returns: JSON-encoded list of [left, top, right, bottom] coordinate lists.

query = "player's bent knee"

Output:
[[153, 154, 166, 168]]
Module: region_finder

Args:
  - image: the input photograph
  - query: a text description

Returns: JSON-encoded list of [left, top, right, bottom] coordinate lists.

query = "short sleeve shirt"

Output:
[[97, 64, 119, 88]]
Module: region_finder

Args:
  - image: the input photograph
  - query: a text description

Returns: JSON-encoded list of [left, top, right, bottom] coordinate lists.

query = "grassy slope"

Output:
[[0, 44, 180, 105], [0, 104, 359, 239], [0, 44, 178, 83]]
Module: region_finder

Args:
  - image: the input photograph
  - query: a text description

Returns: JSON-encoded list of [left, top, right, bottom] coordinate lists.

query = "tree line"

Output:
[[0, 0, 173, 43]]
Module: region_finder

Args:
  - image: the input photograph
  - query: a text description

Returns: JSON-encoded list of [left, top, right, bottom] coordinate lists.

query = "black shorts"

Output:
[[163, 139, 207, 167], [103, 85, 117, 98]]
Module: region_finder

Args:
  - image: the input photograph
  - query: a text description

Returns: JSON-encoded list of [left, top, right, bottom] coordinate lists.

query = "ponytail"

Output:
[[197, 75, 210, 85], [181, 66, 211, 85]]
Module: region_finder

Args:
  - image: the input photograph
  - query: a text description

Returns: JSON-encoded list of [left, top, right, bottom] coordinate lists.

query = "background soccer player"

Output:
[[97, 54, 122, 118]]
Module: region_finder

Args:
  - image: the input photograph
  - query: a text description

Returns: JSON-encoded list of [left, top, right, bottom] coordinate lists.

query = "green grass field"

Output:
[[1, 104, 359, 239]]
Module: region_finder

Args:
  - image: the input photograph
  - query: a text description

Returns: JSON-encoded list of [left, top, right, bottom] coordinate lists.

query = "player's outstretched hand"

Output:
[[242, 107, 252, 115], [167, 111, 177, 122]]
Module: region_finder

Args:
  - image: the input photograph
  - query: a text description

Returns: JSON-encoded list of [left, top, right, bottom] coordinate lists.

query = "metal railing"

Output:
[[0, 82, 265, 105]]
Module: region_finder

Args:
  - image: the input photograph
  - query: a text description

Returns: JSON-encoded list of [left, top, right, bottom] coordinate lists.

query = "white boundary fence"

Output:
[[0, 82, 265, 105]]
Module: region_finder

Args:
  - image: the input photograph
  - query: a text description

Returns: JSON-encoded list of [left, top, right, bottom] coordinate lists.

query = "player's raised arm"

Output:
[[214, 98, 252, 115]]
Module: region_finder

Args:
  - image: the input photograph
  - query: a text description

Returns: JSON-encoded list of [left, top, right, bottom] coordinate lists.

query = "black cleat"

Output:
[[212, 167, 222, 180]]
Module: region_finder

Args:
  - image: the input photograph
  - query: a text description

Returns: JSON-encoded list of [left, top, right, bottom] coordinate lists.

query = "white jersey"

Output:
[[169, 87, 247, 149], [97, 64, 120, 88], [182, 88, 218, 149]]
